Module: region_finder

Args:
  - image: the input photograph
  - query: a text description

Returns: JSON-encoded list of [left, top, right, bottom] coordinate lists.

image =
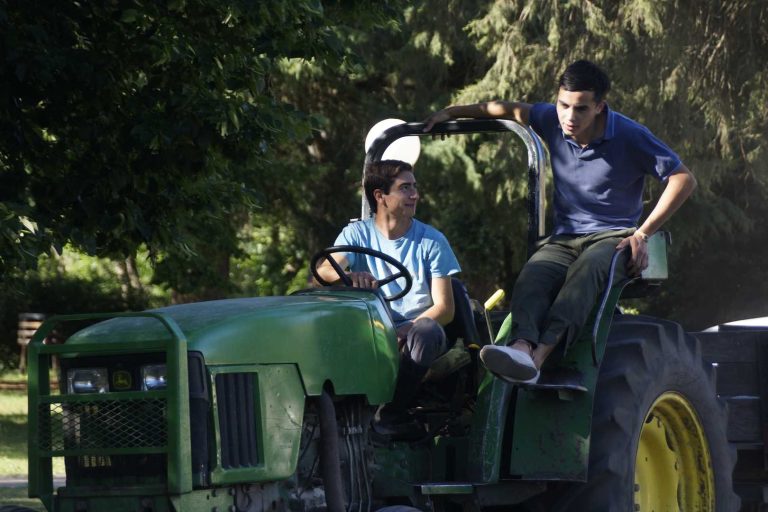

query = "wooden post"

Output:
[[17, 312, 46, 373]]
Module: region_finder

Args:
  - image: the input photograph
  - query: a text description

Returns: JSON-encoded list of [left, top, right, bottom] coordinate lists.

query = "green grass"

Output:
[[0, 389, 26, 414], [0, 387, 61, 510], [0, 391, 29, 476], [0, 390, 64, 478], [1, 368, 58, 385], [0, 369, 28, 384], [0, 388, 46, 510]]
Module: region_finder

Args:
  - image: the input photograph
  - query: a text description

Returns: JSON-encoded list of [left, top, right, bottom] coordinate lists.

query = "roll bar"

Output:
[[362, 120, 548, 254]]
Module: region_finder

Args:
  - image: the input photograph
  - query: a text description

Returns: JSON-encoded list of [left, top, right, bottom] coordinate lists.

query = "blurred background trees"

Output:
[[1, 0, 767, 368]]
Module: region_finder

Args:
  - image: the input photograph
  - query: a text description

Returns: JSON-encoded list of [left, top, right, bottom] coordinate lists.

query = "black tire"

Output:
[[552, 315, 739, 511]]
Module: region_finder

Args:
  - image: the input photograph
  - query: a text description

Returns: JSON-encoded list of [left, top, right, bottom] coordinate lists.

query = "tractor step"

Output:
[[517, 367, 587, 393], [419, 483, 474, 495]]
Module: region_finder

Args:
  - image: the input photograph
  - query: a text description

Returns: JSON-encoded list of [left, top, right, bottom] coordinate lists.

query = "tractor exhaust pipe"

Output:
[[318, 390, 346, 512]]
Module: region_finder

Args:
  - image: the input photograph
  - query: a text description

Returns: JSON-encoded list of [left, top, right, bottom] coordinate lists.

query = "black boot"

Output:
[[372, 357, 428, 441]]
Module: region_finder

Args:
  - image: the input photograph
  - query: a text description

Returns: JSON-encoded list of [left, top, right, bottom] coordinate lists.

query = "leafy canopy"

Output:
[[0, 0, 401, 289]]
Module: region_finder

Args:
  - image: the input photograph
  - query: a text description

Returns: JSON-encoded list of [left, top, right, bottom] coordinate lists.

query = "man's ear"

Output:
[[373, 188, 386, 208], [595, 100, 606, 114]]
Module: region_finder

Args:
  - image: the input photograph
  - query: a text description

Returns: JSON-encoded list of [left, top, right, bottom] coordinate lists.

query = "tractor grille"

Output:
[[215, 373, 258, 468], [36, 352, 209, 485], [39, 398, 167, 452]]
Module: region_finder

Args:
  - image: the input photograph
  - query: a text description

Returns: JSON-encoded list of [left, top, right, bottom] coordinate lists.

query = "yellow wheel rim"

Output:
[[634, 392, 715, 511]]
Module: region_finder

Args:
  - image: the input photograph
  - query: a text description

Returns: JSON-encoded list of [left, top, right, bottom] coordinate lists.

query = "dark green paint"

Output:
[[54, 487, 235, 512], [466, 317, 515, 483], [372, 443, 433, 498], [65, 292, 398, 404], [28, 312, 193, 508], [25, 291, 401, 510], [508, 235, 668, 479], [208, 364, 306, 484]]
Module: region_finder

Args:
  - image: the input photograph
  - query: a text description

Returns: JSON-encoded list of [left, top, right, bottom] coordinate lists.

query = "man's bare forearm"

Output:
[[444, 101, 531, 124], [414, 302, 454, 327], [638, 165, 697, 237], [424, 101, 531, 131]]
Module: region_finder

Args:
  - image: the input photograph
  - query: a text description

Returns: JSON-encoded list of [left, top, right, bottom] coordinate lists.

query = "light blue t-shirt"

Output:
[[529, 103, 682, 234], [334, 218, 461, 324]]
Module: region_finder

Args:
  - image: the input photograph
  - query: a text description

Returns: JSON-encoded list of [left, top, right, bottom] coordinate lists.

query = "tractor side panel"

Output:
[[508, 285, 626, 481], [468, 285, 625, 483], [208, 364, 306, 485], [507, 327, 599, 481], [466, 315, 515, 483]]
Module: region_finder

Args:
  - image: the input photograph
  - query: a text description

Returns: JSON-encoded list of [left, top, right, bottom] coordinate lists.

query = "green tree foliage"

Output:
[[3, 0, 767, 340], [0, 258, 155, 372], [0, 0, 401, 295]]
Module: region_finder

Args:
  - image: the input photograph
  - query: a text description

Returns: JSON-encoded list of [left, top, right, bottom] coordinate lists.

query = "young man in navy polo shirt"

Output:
[[423, 60, 696, 383]]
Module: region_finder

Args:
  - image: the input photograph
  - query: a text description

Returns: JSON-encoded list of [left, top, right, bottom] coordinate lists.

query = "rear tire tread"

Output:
[[552, 314, 740, 511]]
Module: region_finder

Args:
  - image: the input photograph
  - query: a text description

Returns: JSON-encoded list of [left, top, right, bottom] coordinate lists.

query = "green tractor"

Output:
[[10, 120, 745, 511]]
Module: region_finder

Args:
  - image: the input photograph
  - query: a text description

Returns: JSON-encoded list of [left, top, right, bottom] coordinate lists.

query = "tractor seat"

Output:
[[444, 278, 481, 348], [426, 279, 481, 381]]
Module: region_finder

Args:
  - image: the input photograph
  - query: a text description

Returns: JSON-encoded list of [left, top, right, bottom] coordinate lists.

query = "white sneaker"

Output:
[[480, 344, 539, 383]]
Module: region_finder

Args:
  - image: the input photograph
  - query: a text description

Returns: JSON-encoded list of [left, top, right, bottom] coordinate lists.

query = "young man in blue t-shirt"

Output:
[[317, 159, 461, 437], [423, 60, 696, 383]]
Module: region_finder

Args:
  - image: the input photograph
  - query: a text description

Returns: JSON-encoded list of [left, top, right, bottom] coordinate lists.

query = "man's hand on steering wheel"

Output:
[[347, 271, 378, 289], [310, 245, 413, 301]]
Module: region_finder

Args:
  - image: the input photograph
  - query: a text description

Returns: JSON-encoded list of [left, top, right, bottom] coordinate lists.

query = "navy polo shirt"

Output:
[[529, 103, 682, 235]]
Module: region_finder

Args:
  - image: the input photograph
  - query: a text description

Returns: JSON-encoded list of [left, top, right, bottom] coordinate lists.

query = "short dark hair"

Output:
[[364, 160, 413, 214], [558, 60, 611, 102]]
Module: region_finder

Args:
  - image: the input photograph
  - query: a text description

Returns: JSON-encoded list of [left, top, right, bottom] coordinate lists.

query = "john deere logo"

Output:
[[112, 370, 132, 390]]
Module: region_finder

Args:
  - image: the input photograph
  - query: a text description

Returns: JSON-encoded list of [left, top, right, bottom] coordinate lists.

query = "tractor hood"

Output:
[[63, 289, 399, 399]]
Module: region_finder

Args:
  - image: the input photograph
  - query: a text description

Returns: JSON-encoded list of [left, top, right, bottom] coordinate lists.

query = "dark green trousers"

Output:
[[508, 228, 635, 348]]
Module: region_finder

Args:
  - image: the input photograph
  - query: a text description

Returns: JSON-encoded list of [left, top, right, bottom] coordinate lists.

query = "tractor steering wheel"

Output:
[[310, 245, 413, 301]]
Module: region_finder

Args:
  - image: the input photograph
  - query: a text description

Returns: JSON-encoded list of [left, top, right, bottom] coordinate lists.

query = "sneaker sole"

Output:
[[481, 347, 539, 381]]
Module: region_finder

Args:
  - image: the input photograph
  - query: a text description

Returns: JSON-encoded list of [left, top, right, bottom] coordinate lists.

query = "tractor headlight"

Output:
[[67, 368, 108, 394], [141, 364, 167, 391]]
